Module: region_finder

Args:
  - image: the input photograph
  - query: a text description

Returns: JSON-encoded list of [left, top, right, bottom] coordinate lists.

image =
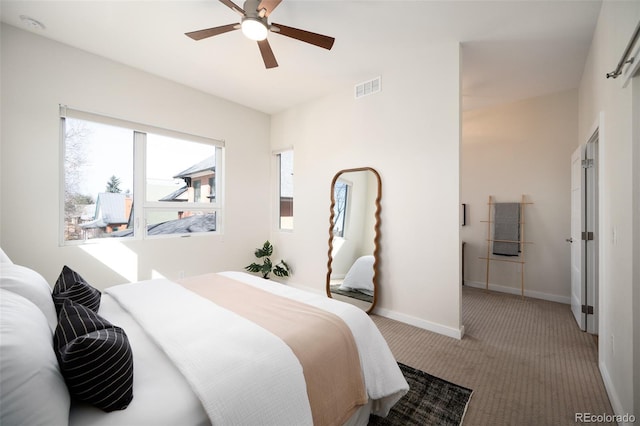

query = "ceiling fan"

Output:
[[185, 0, 335, 69]]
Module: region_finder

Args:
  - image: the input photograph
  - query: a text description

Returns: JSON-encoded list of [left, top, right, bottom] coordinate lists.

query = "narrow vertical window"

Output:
[[278, 150, 294, 230], [208, 177, 215, 202], [333, 181, 349, 237], [193, 181, 202, 202]]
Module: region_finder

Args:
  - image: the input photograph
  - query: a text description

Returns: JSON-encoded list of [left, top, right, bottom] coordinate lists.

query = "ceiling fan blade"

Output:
[[185, 24, 239, 41], [218, 0, 246, 16], [257, 39, 278, 69], [270, 23, 335, 50], [257, 0, 282, 17]]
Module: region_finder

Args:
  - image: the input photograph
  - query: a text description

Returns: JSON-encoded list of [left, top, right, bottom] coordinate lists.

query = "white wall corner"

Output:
[[599, 360, 632, 424], [373, 306, 464, 340]]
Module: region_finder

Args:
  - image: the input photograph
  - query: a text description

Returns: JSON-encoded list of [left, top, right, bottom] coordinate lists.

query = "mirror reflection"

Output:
[[326, 167, 381, 313]]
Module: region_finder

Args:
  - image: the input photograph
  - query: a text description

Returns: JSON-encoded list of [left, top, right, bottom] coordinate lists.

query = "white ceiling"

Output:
[[0, 0, 602, 114]]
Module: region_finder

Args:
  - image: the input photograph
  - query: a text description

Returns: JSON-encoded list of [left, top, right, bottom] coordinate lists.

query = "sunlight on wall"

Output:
[[331, 237, 345, 259], [151, 269, 167, 280], [80, 243, 138, 282]]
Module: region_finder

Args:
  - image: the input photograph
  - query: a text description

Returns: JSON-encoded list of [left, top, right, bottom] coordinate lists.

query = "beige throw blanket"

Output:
[[177, 273, 367, 426]]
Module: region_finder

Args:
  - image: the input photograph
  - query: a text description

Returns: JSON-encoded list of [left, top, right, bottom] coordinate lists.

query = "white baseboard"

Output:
[[291, 282, 464, 340], [373, 306, 464, 340], [464, 280, 570, 304], [598, 360, 633, 425]]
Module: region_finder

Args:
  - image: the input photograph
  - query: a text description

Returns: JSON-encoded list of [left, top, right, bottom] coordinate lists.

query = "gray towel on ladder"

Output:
[[493, 202, 521, 256]]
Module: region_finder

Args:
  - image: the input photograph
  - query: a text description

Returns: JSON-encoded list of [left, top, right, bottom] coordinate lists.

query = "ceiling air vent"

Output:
[[355, 76, 381, 99]]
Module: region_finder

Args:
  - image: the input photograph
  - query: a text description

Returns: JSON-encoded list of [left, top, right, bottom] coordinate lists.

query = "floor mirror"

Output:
[[325, 167, 381, 313]]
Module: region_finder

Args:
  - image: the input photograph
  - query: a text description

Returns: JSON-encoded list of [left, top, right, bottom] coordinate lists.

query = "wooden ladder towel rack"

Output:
[[479, 195, 533, 297]]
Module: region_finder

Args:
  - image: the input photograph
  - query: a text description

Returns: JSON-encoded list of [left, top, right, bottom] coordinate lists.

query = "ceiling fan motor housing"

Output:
[[243, 0, 265, 18]]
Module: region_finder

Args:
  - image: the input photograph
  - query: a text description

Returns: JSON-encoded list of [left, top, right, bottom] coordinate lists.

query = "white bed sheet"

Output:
[[70, 272, 406, 426], [69, 294, 210, 426], [106, 278, 314, 426]]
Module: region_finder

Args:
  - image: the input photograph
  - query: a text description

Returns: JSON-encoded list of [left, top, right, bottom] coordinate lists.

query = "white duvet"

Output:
[[71, 271, 407, 426]]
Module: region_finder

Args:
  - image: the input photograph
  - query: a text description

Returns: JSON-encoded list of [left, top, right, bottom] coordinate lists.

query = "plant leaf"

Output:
[[255, 240, 273, 258], [273, 264, 289, 277], [245, 263, 263, 273]]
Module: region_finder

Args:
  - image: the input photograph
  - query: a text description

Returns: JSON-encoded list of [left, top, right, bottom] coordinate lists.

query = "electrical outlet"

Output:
[[179, 270, 185, 279]]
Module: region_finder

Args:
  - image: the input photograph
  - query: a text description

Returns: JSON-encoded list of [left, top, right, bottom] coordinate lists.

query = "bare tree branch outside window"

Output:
[[63, 119, 94, 240], [333, 182, 348, 237]]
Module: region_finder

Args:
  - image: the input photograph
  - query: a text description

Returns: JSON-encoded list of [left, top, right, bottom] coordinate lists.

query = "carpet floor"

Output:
[[372, 286, 614, 426]]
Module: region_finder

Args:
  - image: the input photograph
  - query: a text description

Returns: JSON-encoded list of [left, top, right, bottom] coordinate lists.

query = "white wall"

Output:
[[461, 90, 578, 302], [0, 24, 272, 289], [270, 42, 463, 338], [577, 1, 640, 419]]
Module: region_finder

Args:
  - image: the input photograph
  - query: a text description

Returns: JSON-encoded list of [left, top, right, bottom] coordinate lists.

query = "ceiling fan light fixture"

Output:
[[241, 18, 268, 41]]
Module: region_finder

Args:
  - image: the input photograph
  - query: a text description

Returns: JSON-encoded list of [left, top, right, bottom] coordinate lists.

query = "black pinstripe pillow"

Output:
[[52, 265, 101, 315], [54, 299, 134, 412]]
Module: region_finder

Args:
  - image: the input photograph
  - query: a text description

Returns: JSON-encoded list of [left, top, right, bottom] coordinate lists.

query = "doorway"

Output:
[[570, 132, 599, 334], [632, 68, 640, 420]]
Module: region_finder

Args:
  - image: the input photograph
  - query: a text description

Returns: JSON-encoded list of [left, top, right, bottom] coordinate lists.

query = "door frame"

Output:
[[570, 127, 600, 335], [585, 132, 599, 335], [570, 144, 586, 330]]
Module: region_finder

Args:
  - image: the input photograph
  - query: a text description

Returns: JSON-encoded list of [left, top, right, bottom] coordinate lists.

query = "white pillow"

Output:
[[339, 255, 375, 295], [0, 289, 70, 426], [0, 247, 12, 264], [0, 263, 58, 332]]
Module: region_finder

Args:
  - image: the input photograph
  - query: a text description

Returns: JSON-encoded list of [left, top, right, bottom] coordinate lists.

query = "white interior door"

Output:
[[570, 145, 586, 330], [584, 137, 598, 335]]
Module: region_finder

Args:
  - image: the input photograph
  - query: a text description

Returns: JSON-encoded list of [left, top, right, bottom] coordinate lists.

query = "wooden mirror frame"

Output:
[[325, 167, 381, 313]]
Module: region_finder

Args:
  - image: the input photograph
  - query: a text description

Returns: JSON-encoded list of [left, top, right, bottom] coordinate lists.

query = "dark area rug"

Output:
[[369, 363, 473, 426]]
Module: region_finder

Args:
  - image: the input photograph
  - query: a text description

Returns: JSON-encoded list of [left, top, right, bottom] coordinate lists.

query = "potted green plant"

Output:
[[245, 240, 290, 279]]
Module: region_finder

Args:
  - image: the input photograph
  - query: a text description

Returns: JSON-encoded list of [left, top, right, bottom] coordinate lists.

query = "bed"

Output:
[[0, 250, 408, 426]]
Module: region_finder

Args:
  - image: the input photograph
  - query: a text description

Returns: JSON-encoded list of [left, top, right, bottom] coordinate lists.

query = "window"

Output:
[[61, 107, 223, 243], [333, 180, 349, 237], [208, 177, 215, 201], [277, 150, 293, 230], [193, 181, 202, 202]]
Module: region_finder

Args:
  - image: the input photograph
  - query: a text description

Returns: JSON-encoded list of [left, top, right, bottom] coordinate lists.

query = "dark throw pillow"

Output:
[[54, 299, 133, 412], [52, 265, 101, 315]]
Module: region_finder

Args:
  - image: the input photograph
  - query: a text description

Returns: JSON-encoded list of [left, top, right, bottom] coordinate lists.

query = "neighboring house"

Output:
[[112, 213, 216, 237], [81, 192, 132, 236], [111, 157, 218, 237], [171, 155, 216, 205], [158, 185, 188, 202]]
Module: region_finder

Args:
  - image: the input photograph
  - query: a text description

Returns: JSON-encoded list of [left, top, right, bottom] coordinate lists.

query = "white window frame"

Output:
[[59, 106, 225, 245], [274, 148, 294, 232]]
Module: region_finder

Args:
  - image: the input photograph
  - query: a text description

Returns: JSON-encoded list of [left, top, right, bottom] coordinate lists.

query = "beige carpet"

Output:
[[372, 286, 614, 426]]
